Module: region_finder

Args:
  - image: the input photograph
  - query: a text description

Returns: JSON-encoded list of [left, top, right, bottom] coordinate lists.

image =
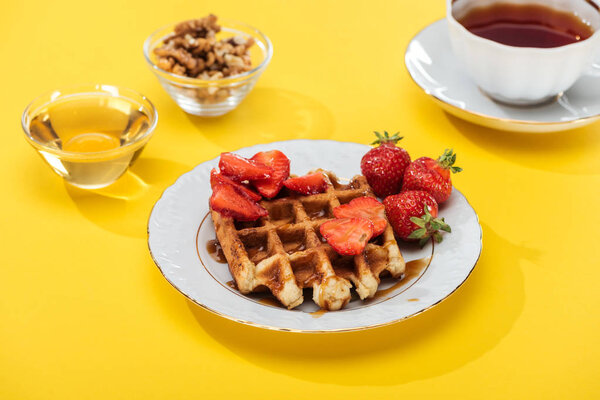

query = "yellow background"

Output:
[[2, 0, 600, 398]]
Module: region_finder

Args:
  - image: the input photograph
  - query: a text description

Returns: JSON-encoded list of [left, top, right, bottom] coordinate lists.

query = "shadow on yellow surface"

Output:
[[446, 113, 600, 175], [65, 157, 191, 238], [172, 223, 533, 385], [184, 87, 335, 148]]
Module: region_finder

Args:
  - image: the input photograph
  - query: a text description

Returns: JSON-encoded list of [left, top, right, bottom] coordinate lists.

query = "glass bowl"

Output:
[[21, 84, 158, 189], [143, 19, 273, 117]]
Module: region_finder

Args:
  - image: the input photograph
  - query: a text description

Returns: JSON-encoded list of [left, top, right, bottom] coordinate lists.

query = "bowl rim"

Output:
[[142, 18, 273, 85], [21, 84, 159, 160]]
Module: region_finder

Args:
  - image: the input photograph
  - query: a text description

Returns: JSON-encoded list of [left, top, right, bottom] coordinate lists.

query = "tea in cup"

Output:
[[447, 0, 600, 105]]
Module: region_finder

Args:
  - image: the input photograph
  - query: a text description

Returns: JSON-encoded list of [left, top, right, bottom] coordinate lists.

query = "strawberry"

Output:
[[360, 131, 411, 198], [218, 152, 273, 181], [402, 149, 462, 203], [250, 150, 290, 198], [210, 168, 262, 202], [209, 183, 268, 221], [383, 190, 451, 245], [319, 218, 374, 256], [333, 197, 387, 236], [283, 172, 329, 195]]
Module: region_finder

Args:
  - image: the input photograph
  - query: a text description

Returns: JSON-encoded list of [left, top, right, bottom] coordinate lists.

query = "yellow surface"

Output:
[[2, 0, 600, 398]]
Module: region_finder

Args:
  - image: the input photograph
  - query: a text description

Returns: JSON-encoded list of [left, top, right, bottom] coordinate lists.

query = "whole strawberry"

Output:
[[360, 131, 411, 198], [402, 149, 462, 203], [383, 190, 451, 245]]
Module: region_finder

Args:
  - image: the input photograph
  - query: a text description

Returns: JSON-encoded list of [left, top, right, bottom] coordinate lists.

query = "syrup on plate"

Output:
[[206, 239, 227, 264], [371, 256, 431, 300]]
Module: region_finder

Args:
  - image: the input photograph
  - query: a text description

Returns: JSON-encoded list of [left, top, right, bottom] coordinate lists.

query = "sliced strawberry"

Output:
[[219, 152, 273, 181], [210, 183, 268, 221], [319, 218, 374, 256], [210, 168, 262, 202], [333, 197, 387, 236], [283, 172, 329, 195], [250, 150, 290, 198]]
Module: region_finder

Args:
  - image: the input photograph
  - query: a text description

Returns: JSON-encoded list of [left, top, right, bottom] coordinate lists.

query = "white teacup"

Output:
[[447, 0, 600, 105]]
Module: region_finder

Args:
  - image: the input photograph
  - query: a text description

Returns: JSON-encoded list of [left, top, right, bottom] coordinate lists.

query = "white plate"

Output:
[[147, 140, 482, 332], [405, 19, 600, 133]]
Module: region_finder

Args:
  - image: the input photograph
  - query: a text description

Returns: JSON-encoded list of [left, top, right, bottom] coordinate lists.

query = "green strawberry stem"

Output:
[[437, 149, 463, 174], [371, 131, 403, 146], [408, 205, 452, 247]]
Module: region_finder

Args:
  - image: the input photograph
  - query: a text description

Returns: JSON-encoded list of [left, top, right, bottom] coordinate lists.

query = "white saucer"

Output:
[[147, 140, 482, 332], [405, 19, 600, 133]]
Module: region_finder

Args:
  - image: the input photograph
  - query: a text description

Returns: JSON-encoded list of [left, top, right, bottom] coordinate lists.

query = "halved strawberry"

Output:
[[210, 183, 268, 221], [319, 218, 374, 256], [250, 150, 290, 198], [283, 172, 329, 195], [210, 168, 262, 202], [219, 152, 273, 181], [333, 197, 387, 236]]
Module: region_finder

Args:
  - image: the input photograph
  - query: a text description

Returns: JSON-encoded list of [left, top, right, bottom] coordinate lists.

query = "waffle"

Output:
[[210, 171, 405, 310]]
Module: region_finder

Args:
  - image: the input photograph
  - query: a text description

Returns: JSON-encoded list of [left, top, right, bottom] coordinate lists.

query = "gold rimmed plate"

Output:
[[405, 19, 600, 133], [147, 140, 482, 332]]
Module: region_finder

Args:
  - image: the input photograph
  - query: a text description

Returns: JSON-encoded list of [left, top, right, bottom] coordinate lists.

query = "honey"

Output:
[[26, 93, 153, 189]]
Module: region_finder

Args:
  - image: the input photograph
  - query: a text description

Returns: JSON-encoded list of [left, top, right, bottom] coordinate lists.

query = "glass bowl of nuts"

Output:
[[143, 15, 272, 117]]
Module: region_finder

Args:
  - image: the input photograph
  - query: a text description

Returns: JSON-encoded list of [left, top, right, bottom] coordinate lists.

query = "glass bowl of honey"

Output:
[[21, 84, 158, 189]]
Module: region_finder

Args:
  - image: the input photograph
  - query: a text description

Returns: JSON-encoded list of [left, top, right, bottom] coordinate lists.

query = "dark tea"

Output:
[[457, 3, 595, 48]]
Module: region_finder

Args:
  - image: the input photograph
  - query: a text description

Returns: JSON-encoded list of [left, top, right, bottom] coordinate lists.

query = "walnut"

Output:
[[205, 51, 215, 67], [173, 14, 220, 37], [224, 54, 245, 69], [157, 56, 174, 71], [153, 14, 256, 103], [172, 63, 186, 76], [154, 47, 197, 70], [231, 36, 246, 46]]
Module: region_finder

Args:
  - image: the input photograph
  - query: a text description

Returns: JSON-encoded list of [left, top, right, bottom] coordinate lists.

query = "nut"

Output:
[[154, 14, 254, 78], [153, 15, 256, 104]]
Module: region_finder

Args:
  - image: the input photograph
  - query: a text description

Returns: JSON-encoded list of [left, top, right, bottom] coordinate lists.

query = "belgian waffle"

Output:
[[210, 171, 405, 310]]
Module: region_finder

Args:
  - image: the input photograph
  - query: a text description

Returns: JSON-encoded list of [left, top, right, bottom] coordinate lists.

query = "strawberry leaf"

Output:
[[439, 218, 452, 232], [408, 209, 452, 245], [410, 216, 426, 228], [408, 228, 427, 239], [437, 149, 462, 173], [430, 220, 442, 231], [371, 131, 403, 146]]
